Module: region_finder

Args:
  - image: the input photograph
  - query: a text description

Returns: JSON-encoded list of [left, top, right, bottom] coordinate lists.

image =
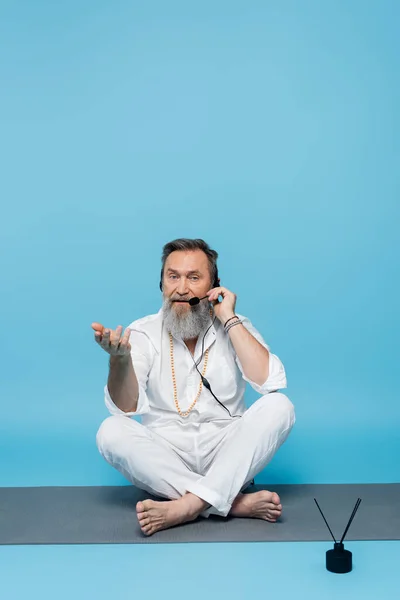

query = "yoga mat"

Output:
[[0, 484, 399, 545]]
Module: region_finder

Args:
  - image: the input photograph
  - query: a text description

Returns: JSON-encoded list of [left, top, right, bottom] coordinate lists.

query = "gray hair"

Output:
[[160, 238, 219, 288]]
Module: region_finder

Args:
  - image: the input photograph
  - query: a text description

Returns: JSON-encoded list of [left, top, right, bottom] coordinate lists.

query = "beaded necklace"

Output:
[[168, 308, 213, 417]]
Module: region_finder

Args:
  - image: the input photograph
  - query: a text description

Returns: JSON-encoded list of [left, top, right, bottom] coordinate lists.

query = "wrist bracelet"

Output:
[[224, 315, 239, 329], [225, 319, 243, 333]]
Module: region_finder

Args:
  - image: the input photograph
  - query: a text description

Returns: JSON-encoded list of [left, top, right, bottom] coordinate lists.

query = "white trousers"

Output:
[[96, 392, 295, 518]]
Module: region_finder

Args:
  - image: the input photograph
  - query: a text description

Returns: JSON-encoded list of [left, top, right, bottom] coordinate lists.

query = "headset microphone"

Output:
[[188, 295, 209, 306], [170, 295, 210, 306]]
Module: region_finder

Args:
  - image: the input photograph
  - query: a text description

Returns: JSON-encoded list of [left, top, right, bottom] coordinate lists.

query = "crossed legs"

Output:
[[96, 392, 295, 535]]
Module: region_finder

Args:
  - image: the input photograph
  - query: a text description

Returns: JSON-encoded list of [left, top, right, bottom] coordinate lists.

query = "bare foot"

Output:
[[136, 494, 208, 536], [229, 490, 282, 522]]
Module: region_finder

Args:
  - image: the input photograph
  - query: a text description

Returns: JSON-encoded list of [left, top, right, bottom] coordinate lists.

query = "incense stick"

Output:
[[314, 498, 337, 542], [340, 498, 362, 544]]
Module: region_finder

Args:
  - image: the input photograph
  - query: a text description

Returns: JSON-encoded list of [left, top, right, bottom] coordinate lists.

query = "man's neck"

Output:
[[184, 337, 198, 356]]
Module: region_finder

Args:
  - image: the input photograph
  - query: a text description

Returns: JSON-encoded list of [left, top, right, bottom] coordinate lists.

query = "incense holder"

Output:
[[326, 542, 352, 574]]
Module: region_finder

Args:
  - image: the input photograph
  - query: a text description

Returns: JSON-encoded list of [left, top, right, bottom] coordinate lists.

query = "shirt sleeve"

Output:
[[231, 314, 287, 394], [104, 327, 154, 417]]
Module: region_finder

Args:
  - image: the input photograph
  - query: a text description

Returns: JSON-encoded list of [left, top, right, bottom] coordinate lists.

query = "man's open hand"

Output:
[[91, 323, 131, 356]]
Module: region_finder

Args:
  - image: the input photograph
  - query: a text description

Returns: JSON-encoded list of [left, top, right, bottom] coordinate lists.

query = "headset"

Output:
[[160, 266, 240, 419]]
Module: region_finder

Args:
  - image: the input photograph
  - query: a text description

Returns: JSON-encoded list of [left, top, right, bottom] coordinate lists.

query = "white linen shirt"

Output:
[[104, 309, 287, 429]]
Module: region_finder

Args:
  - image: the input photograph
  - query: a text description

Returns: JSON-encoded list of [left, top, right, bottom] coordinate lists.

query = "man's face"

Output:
[[162, 249, 213, 310], [161, 250, 214, 340]]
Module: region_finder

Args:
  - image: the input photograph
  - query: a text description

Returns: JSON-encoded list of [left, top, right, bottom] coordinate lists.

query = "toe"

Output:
[[141, 500, 154, 511], [271, 492, 281, 506], [136, 501, 145, 513], [138, 517, 150, 527]]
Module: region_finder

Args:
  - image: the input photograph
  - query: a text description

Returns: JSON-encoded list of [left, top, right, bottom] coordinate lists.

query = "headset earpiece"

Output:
[[213, 267, 220, 289]]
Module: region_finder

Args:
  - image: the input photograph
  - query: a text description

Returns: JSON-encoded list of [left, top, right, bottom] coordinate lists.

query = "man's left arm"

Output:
[[224, 316, 269, 385]]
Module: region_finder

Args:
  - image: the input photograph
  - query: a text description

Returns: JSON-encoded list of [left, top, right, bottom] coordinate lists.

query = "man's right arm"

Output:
[[108, 354, 139, 413], [92, 321, 152, 416]]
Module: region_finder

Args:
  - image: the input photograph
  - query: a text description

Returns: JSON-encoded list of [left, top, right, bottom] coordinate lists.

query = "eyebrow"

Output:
[[167, 269, 202, 275]]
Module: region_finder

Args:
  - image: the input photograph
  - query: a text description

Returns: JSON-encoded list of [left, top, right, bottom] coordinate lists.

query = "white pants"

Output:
[[96, 392, 295, 518]]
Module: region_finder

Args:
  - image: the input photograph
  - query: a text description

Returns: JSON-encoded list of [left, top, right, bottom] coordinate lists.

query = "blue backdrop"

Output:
[[1, 0, 399, 487]]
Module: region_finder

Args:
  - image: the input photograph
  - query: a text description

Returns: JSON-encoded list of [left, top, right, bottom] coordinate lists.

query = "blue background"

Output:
[[1, 0, 399, 487]]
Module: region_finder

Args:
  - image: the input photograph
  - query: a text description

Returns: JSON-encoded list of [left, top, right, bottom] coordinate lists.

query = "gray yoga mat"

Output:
[[0, 484, 399, 545]]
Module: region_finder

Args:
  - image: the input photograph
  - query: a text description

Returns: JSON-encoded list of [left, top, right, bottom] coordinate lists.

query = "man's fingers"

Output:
[[92, 322, 104, 340], [100, 328, 111, 348], [122, 327, 131, 342], [116, 327, 131, 354], [93, 323, 131, 356], [109, 326, 123, 349], [123, 327, 132, 344]]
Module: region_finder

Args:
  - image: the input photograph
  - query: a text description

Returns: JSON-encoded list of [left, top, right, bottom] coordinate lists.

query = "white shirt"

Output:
[[104, 309, 287, 429]]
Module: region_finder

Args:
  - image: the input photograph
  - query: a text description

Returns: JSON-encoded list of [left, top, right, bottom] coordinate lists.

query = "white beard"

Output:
[[162, 296, 212, 341]]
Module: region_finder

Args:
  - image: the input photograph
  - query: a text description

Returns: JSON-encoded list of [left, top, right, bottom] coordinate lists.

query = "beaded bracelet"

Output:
[[225, 319, 243, 333], [224, 315, 239, 329]]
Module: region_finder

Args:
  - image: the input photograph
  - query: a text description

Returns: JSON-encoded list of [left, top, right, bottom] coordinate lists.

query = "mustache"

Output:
[[170, 295, 191, 302]]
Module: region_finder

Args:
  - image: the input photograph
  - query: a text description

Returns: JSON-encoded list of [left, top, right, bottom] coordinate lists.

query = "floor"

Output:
[[1, 540, 398, 599]]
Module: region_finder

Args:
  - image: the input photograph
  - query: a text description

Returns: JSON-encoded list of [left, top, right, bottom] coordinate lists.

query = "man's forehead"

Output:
[[165, 250, 208, 271]]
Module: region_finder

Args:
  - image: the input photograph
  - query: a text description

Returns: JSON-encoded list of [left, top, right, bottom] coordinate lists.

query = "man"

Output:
[[93, 238, 295, 536]]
